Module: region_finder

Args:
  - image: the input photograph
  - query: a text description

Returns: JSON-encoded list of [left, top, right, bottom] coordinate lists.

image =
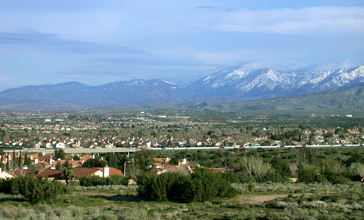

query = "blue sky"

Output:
[[0, 1, 363, 91]]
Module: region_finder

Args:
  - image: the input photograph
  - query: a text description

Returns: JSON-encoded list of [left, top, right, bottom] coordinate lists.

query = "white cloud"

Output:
[[313, 59, 363, 71], [194, 50, 264, 65], [206, 6, 364, 36], [0, 76, 11, 82]]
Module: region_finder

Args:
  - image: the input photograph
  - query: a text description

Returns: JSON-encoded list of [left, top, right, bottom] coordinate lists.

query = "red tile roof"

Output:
[[38, 169, 63, 178], [95, 167, 124, 177], [71, 167, 99, 177], [1, 170, 17, 178]]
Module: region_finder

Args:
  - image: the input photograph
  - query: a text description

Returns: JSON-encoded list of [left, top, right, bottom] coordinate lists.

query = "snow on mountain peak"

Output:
[[162, 80, 175, 85]]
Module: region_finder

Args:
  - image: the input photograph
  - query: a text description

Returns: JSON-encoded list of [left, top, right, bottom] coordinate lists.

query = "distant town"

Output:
[[1, 111, 363, 151]]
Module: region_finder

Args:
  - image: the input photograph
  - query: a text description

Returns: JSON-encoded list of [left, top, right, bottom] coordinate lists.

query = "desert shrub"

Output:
[[107, 175, 128, 185], [264, 171, 289, 182], [346, 152, 364, 166], [270, 156, 291, 177], [320, 195, 340, 202], [297, 163, 327, 183], [79, 175, 128, 186], [324, 171, 351, 184], [93, 213, 118, 220], [79, 175, 106, 186], [236, 171, 256, 183]]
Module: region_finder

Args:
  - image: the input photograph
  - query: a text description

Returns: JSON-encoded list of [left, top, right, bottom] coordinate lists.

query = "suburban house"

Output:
[[151, 157, 190, 175], [154, 157, 172, 168], [53, 159, 83, 168], [37, 166, 124, 180], [210, 168, 235, 173], [71, 166, 125, 178], [178, 158, 189, 165], [37, 169, 64, 180], [151, 164, 191, 175], [0, 168, 17, 179], [14, 168, 40, 177]]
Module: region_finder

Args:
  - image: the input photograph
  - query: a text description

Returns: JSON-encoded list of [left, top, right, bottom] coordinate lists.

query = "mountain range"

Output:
[[0, 66, 363, 112]]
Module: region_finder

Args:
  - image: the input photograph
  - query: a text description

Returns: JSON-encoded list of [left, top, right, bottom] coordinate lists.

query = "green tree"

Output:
[[63, 168, 76, 186], [137, 169, 237, 202], [0, 149, 5, 169], [0, 175, 68, 204], [54, 149, 66, 160], [270, 156, 291, 177], [297, 163, 324, 183], [55, 162, 62, 170], [12, 149, 15, 171], [63, 159, 72, 170], [18, 150, 22, 169], [185, 168, 238, 202], [23, 151, 31, 168], [135, 149, 155, 172], [82, 158, 107, 168], [137, 130, 143, 138]]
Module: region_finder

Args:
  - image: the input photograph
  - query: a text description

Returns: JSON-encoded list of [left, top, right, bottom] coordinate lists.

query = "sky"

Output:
[[1, 0, 364, 91]]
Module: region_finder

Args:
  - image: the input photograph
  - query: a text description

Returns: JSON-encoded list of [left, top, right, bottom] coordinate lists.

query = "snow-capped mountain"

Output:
[[0, 66, 363, 110], [186, 66, 364, 101]]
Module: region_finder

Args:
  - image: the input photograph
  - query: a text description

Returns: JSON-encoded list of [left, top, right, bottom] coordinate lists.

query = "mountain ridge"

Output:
[[0, 66, 363, 112]]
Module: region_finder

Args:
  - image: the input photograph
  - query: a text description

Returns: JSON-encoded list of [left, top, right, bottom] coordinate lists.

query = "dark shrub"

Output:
[[0, 175, 68, 204]]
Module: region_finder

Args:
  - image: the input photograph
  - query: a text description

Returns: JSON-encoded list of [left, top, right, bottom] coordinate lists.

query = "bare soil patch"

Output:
[[75, 191, 117, 197], [228, 193, 313, 204]]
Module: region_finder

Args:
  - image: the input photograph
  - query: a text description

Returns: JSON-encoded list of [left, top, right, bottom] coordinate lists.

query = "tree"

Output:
[[238, 156, 271, 182], [6, 157, 10, 171], [137, 130, 143, 138], [55, 162, 62, 170], [167, 139, 175, 147], [54, 149, 66, 160], [349, 163, 364, 176], [297, 163, 322, 183], [82, 158, 107, 168], [63, 168, 76, 186], [185, 168, 238, 202], [0, 149, 5, 169], [12, 149, 15, 171], [125, 161, 141, 179], [0, 128, 6, 140], [135, 149, 155, 172], [0, 175, 68, 204], [270, 156, 291, 177], [18, 150, 22, 169], [63, 159, 72, 170], [137, 169, 237, 202], [23, 151, 31, 168]]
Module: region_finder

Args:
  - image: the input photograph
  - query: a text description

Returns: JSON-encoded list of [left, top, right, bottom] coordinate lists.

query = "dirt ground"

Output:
[[75, 191, 117, 197], [76, 191, 312, 204], [227, 193, 313, 204]]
